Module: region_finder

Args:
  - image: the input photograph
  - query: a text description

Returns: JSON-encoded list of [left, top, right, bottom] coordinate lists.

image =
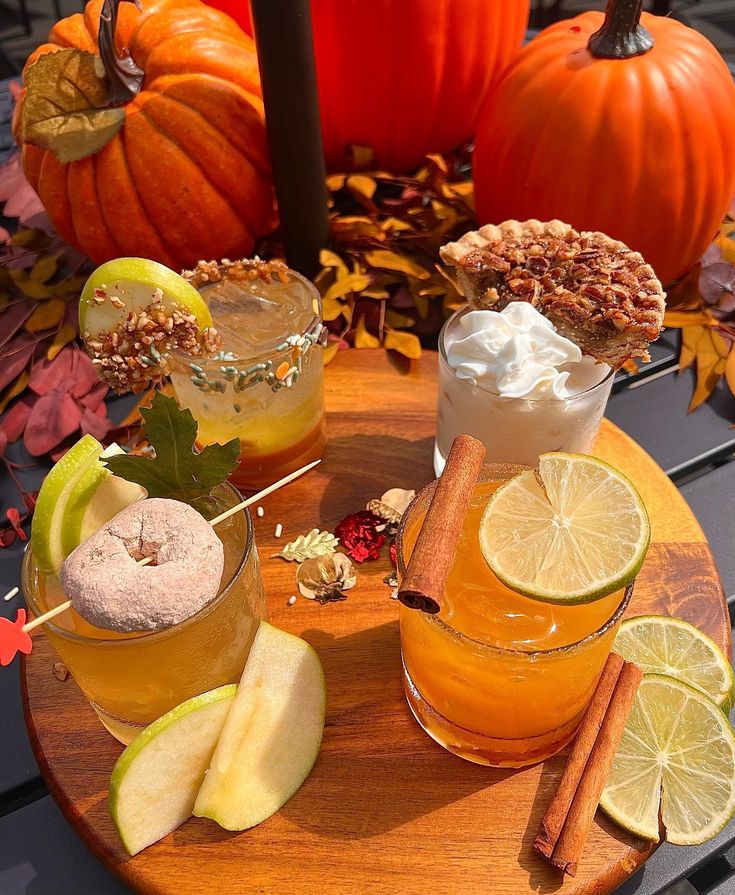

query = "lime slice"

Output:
[[79, 258, 212, 337], [614, 616, 735, 711], [600, 674, 735, 845], [479, 452, 650, 603]]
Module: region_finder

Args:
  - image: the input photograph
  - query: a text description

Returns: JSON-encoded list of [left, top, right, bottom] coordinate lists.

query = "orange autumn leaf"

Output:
[[323, 342, 340, 365], [664, 309, 712, 328], [0, 372, 30, 415], [25, 298, 66, 332], [679, 325, 702, 372], [354, 316, 380, 349], [363, 250, 430, 280], [384, 328, 421, 359], [726, 344, 735, 399], [323, 273, 371, 303], [686, 327, 730, 412], [46, 322, 77, 360], [346, 174, 377, 201]]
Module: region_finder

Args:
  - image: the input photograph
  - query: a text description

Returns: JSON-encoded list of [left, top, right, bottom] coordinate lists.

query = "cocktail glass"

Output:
[[170, 266, 326, 491], [396, 466, 632, 768], [21, 483, 267, 745], [434, 307, 615, 474]]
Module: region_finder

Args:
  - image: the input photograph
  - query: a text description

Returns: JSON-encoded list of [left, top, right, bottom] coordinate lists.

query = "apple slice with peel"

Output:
[[31, 434, 105, 572], [79, 258, 212, 337], [194, 621, 326, 831], [78, 445, 146, 544], [109, 685, 236, 856]]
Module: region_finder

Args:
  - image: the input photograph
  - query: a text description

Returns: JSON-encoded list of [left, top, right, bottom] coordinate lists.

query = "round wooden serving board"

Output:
[[23, 350, 730, 895]]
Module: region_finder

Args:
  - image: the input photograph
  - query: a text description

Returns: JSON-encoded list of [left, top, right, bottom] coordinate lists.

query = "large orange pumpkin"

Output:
[[16, 0, 276, 270], [473, 0, 735, 286], [312, 0, 530, 173]]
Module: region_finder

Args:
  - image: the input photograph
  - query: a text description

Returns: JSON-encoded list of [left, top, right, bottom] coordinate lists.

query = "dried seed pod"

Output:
[[297, 553, 357, 604], [367, 487, 416, 523]]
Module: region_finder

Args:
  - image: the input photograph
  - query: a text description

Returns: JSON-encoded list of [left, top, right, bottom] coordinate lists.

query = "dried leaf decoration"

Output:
[[275, 529, 339, 562], [18, 50, 125, 164]]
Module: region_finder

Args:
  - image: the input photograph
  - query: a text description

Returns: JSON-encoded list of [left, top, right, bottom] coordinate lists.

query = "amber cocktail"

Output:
[[170, 262, 325, 491], [397, 468, 631, 767], [22, 484, 267, 745]]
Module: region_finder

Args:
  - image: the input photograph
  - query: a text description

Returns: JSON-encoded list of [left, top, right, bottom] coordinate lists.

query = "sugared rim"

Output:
[[438, 305, 615, 402], [21, 482, 255, 645], [395, 468, 633, 657]]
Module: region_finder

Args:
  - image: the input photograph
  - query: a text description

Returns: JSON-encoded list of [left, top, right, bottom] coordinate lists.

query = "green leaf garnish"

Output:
[[105, 392, 239, 500]]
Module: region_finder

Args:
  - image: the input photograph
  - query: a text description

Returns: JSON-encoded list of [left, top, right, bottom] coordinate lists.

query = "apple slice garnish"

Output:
[[194, 621, 325, 831], [79, 258, 213, 337], [109, 685, 236, 856]]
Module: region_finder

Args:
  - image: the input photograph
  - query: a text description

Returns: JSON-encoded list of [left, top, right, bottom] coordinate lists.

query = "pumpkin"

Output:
[[15, 0, 276, 270], [473, 0, 735, 286], [313, 0, 530, 173]]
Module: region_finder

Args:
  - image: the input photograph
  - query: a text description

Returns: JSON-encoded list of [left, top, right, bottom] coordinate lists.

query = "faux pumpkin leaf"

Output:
[[19, 50, 125, 164], [275, 529, 339, 562], [363, 250, 431, 280], [104, 392, 240, 499]]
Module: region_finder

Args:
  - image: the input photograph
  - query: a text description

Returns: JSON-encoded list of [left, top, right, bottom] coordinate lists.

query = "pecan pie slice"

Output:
[[440, 220, 665, 369]]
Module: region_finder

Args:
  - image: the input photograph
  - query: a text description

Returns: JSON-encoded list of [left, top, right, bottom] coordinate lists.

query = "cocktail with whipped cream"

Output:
[[435, 304, 613, 472], [437, 219, 666, 472]]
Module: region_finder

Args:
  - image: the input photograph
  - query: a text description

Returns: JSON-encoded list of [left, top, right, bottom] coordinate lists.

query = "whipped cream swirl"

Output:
[[445, 304, 609, 400]]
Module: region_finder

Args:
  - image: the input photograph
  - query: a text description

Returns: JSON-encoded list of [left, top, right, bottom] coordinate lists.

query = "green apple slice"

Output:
[[79, 257, 212, 337], [79, 445, 146, 543], [31, 434, 105, 572], [194, 621, 326, 831], [110, 685, 236, 856]]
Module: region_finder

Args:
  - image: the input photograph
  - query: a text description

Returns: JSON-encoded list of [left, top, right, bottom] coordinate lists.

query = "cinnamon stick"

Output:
[[534, 652, 625, 858], [397, 434, 486, 614], [550, 660, 643, 877]]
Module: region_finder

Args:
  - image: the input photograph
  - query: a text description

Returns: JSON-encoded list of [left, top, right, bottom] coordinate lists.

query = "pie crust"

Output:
[[440, 220, 665, 368]]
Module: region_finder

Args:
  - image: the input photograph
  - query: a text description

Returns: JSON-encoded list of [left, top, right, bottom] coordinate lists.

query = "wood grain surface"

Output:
[[22, 349, 731, 895]]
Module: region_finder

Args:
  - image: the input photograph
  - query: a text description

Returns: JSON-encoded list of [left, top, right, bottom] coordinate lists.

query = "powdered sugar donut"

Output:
[[61, 498, 225, 633]]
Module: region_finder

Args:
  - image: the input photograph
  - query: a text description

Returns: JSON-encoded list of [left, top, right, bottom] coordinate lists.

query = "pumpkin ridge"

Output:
[[117, 123, 190, 265], [142, 88, 271, 227], [134, 100, 250, 237], [90, 149, 126, 258], [95, 134, 180, 267], [146, 74, 270, 177]]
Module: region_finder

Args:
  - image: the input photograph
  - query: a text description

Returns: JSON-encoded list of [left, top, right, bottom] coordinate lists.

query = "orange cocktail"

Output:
[[397, 467, 631, 767], [22, 484, 267, 745]]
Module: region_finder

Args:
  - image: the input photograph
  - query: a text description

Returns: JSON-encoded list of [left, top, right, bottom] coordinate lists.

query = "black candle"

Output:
[[250, 0, 329, 279]]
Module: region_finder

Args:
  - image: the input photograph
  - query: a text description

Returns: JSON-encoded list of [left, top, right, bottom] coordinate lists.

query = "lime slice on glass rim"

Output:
[[79, 257, 212, 337], [479, 452, 650, 604], [613, 615, 735, 711], [600, 674, 735, 844]]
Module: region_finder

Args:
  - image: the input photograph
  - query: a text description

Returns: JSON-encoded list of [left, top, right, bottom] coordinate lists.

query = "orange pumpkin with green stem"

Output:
[[14, 0, 276, 270], [473, 0, 735, 286]]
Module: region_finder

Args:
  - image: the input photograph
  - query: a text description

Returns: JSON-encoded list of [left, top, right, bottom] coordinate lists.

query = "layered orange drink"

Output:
[[397, 451, 647, 768]]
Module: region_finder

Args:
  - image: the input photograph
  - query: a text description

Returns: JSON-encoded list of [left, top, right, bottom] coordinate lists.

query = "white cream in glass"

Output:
[[434, 304, 614, 474]]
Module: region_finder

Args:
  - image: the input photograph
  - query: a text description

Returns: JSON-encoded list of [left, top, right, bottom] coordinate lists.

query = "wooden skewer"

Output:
[[21, 459, 322, 634]]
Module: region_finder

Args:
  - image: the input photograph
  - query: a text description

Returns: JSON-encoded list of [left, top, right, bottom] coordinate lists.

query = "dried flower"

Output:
[[334, 511, 386, 563], [297, 553, 357, 603]]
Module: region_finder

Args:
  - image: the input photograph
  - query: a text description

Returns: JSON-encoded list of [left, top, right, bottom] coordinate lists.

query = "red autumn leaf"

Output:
[[70, 349, 100, 398], [0, 608, 33, 667], [0, 153, 48, 230], [0, 300, 35, 351], [28, 345, 75, 396], [24, 387, 82, 456], [81, 382, 108, 412], [79, 404, 112, 440], [0, 527, 18, 547], [0, 430, 7, 459], [5, 507, 27, 541], [0, 338, 35, 392], [0, 397, 35, 443]]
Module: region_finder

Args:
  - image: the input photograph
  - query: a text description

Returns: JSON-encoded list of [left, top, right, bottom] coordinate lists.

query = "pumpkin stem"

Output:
[[588, 0, 654, 59], [98, 0, 144, 104]]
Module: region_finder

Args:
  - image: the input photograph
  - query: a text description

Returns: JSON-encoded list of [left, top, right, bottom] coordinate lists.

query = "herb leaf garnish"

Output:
[[105, 392, 240, 499]]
